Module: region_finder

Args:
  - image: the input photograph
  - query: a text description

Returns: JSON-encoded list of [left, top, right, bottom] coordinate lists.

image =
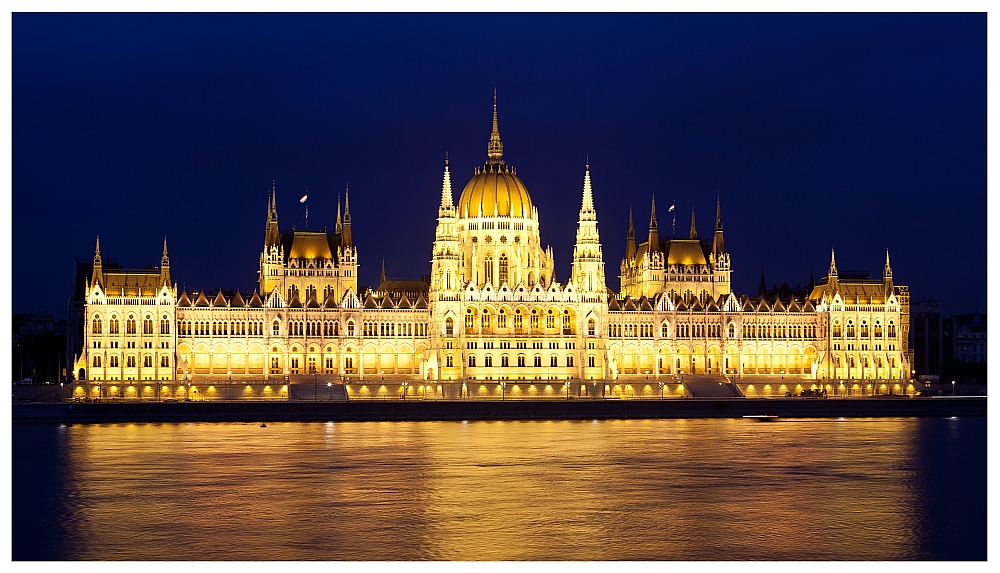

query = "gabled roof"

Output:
[[757, 298, 770, 312], [706, 298, 719, 312], [248, 291, 264, 308], [639, 296, 653, 311], [689, 298, 704, 312], [194, 291, 210, 307], [787, 299, 801, 312], [363, 293, 378, 309], [380, 293, 395, 309], [413, 293, 428, 309], [772, 298, 785, 312], [742, 298, 756, 311], [623, 297, 637, 311], [323, 291, 338, 308], [288, 293, 302, 308], [397, 293, 412, 309], [213, 291, 228, 307], [231, 291, 245, 307], [608, 297, 621, 311], [177, 291, 191, 307], [675, 299, 687, 312], [802, 299, 816, 312], [306, 295, 321, 308]]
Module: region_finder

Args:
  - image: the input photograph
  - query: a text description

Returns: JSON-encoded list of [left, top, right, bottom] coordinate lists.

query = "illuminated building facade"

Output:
[[74, 102, 912, 398]]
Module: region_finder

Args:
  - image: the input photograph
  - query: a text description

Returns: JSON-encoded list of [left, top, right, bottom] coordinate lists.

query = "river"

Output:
[[13, 417, 986, 560]]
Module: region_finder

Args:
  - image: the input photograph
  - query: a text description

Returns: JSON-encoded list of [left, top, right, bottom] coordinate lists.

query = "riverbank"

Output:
[[12, 396, 986, 423]]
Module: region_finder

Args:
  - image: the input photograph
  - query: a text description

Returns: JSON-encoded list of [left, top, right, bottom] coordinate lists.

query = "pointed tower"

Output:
[[160, 237, 171, 288], [428, 153, 463, 381], [883, 249, 894, 295], [265, 181, 280, 247], [572, 160, 607, 296], [828, 248, 839, 293], [712, 196, 725, 256], [91, 236, 103, 289], [647, 195, 659, 254], [342, 183, 353, 248], [689, 206, 698, 239], [336, 194, 343, 234], [625, 206, 636, 262], [440, 152, 454, 212], [487, 89, 504, 165], [381, 259, 386, 285]]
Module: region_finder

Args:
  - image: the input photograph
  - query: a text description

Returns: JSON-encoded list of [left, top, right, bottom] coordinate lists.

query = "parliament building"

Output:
[[72, 102, 913, 400]]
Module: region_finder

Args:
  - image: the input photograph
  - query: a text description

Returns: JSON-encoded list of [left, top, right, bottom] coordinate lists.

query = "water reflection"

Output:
[[15, 418, 984, 560]]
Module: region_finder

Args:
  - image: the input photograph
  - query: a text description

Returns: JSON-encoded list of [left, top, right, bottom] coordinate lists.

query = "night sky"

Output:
[[13, 13, 986, 319]]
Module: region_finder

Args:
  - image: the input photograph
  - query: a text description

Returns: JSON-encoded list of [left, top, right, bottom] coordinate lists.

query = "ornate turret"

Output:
[[342, 183, 353, 247], [265, 181, 280, 247], [440, 152, 454, 213], [336, 194, 343, 234], [91, 235, 103, 288], [625, 206, 636, 262], [647, 195, 659, 254], [487, 89, 503, 164], [160, 237, 171, 287], [689, 206, 698, 239], [883, 249, 893, 294], [572, 160, 606, 295], [712, 196, 725, 256], [828, 248, 839, 293]]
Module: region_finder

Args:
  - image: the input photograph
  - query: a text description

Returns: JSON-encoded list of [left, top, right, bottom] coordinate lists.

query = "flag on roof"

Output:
[[668, 203, 675, 212], [299, 193, 308, 203]]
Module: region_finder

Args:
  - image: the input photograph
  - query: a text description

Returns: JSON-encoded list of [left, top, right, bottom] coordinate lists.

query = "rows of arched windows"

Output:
[[467, 354, 574, 368], [742, 323, 817, 339], [92, 314, 172, 335], [90, 354, 169, 369], [179, 320, 265, 337], [832, 319, 895, 339], [361, 321, 427, 338]]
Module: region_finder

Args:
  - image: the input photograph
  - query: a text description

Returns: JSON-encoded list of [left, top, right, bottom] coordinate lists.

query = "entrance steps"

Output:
[[682, 375, 743, 398]]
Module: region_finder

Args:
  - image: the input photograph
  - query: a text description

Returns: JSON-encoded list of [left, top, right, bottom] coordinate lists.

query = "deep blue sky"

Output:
[[13, 13, 986, 319]]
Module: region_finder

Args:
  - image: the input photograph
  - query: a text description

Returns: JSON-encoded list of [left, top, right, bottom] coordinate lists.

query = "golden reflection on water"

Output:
[[59, 418, 922, 560]]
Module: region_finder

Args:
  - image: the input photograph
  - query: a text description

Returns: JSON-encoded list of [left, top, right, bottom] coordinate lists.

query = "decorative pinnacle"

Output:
[[441, 153, 454, 208], [830, 248, 838, 276], [487, 89, 503, 163], [689, 205, 697, 239], [162, 237, 169, 261], [343, 183, 351, 222], [581, 160, 594, 213], [94, 235, 101, 262], [649, 195, 657, 229], [884, 249, 892, 278], [716, 195, 723, 230]]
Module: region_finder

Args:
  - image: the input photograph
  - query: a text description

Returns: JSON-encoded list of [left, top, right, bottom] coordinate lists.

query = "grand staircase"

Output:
[[682, 374, 744, 398]]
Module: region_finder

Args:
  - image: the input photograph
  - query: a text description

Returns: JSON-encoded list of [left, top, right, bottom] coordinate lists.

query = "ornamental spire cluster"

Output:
[[487, 89, 504, 164]]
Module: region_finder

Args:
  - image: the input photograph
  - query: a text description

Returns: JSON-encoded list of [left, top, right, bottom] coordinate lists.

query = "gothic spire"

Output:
[[336, 194, 343, 234], [829, 248, 838, 276], [161, 237, 171, 287], [487, 89, 504, 164], [94, 235, 102, 265], [441, 152, 454, 209], [341, 183, 353, 247], [381, 259, 386, 285], [647, 194, 659, 253], [625, 205, 636, 261], [581, 159, 594, 213], [689, 205, 698, 239], [715, 195, 723, 230], [91, 235, 103, 288], [712, 196, 725, 255], [883, 249, 893, 283], [161, 237, 169, 265]]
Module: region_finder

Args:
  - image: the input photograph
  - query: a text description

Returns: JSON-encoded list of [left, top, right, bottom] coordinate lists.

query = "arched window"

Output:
[[160, 315, 170, 334], [482, 309, 490, 329], [144, 317, 154, 334], [501, 355, 509, 367], [531, 309, 539, 329], [728, 323, 735, 338], [466, 309, 475, 329], [534, 355, 542, 367], [469, 355, 477, 367], [143, 355, 152, 368], [517, 354, 526, 367], [109, 355, 119, 367], [562, 310, 572, 334], [514, 309, 523, 330], [567, 355, 574, 368], [287, 285, 299, 301], [347, 321, 355, 337], [127, 355, 136, 368], [498, 309, 507, 328], [306, 285, 317, 300], [589, 318, 597, 336], [846, 321, 856, 338], [874, 321, 883, 337], [273, 320, 280, 336], [446, 355, 454, 367], [445, 317, 454, 335], [887, 321, 896, 338], [109, 316, 119, 334], [484, 255, 494, 285], [546, 310, 555, 330], [333, 322, 339, 336], [550, 355, 558, 367], [499, 254, 508, 285], [92, 315, 102, 334], [661, 322, 669, 338], [860, 321, 869, 338], [161, 355, 169, 367], [93, 355, 102, 367], [126, 317, 136, 334], [832, 321, 842, 338]]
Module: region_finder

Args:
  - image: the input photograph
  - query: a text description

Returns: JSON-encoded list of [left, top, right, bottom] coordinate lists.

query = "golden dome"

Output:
[[456, 95, 533, 218], [458, 164, 533, 218]]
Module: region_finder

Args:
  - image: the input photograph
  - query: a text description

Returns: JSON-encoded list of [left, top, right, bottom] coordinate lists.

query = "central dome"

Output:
[[456, 98, 533, 219], [458, 164, 533, 218]]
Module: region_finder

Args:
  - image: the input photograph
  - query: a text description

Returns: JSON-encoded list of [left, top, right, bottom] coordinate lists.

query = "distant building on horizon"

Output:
[[68, 100, 914, 400]]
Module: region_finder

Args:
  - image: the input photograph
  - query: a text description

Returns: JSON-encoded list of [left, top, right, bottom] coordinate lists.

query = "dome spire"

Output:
[[487, 89, 504, 164], [441, 152, 453, 209], [581, 159, 594, 213]]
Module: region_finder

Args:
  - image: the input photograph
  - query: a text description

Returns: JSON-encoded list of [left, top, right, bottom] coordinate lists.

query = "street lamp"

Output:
[[952, 380, 956, 396], [565, 380, 571, 401], [500, 381, 506, 401], [401, 381, 408, 401], [659, 381, 664, 400]]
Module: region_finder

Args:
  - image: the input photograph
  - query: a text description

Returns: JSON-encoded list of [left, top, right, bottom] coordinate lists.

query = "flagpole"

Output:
[[672, 199, 676, 238]]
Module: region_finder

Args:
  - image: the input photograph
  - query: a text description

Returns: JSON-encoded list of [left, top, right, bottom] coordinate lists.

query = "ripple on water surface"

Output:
[[12, 417, 987, 560]]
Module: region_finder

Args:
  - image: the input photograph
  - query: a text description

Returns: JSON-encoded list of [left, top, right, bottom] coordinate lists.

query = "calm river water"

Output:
[[13, 417, 985, 560]]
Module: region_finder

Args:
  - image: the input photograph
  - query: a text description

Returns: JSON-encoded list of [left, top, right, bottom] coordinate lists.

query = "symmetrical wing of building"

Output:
[[71, 102, 912, 399]]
